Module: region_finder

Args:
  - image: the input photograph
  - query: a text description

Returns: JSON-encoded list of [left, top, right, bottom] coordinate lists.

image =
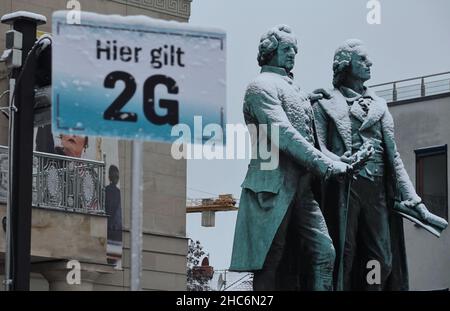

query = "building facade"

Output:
[[373, 72, 450, 290], [0, 0, 192, 291]]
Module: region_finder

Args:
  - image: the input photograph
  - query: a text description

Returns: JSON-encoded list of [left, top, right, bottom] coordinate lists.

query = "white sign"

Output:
[[52, 11, 226, 142]]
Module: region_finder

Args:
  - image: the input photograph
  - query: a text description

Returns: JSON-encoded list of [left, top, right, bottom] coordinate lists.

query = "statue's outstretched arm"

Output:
[[245, 83, 344, 179]]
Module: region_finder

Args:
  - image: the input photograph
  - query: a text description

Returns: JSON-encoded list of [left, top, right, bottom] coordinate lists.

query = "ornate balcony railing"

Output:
[[371, 71, 450, 103], [0, 145, 105, 215]]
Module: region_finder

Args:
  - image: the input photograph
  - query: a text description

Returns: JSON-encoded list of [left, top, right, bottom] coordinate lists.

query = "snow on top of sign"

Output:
[[53, 10, 225, 36], [1, 11, 47, 23]]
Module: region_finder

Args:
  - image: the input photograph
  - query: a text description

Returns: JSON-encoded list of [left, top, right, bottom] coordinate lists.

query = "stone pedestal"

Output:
[[32, 261, 116, 291]]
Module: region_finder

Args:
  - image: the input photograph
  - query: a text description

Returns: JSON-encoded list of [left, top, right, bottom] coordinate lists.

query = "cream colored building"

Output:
[[373, 72, 450, 290], [0, 0, 192, 291]]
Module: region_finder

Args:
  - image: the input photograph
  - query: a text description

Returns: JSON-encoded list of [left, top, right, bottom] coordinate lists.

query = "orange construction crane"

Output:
[[186, 194, 238, 227], [186, 194, 238, 213]]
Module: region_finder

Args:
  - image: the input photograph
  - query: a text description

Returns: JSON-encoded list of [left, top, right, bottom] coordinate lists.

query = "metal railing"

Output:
[[371, 71, 450, 103], [0, 145, 105, 215]]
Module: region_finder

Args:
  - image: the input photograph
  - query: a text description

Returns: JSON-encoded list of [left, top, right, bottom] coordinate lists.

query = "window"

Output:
[[415, 145, 448, 220]]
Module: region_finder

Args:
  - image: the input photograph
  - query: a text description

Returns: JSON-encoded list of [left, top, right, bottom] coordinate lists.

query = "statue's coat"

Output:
[[230, 66, 334, 272], [313, 88, 416, 290]]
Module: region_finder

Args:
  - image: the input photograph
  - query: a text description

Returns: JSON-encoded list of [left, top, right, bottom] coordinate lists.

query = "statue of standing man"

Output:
[[313, 39, 448, 291], [229, 25, 351, 291]]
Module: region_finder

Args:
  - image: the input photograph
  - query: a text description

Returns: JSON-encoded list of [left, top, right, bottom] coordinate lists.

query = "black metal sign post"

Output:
[[1, 12, 46, 291]]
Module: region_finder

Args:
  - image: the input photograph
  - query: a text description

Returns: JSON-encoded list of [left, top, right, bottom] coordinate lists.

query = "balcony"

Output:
[[0, 145, 105, 215], [371, 71, 450, 103], [0, 145, 109, 265]]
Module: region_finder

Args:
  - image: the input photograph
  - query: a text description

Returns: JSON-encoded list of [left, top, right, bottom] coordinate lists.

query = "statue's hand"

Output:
[[340, 151, 358, 177], [331, 160, 352, 182], [413, 203, 448, 230], [413, 202, 428, 220], [402, 198, 421, 209], [349, 142, 374, 173], [340, 151, 353, 164], [309, 88, 332, 102]]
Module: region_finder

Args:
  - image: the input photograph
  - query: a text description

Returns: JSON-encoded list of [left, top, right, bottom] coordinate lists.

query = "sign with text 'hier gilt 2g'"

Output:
[[52, 11, 226, 142]]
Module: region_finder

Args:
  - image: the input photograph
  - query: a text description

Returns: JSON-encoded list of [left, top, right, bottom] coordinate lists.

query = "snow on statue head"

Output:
[[257, 24, 298, 67], [333, 39, 368, 88]]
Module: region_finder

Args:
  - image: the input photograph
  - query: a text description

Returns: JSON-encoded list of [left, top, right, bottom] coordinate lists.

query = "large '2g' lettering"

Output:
[[103, 71, 138, 122], [143, 75, 179, 125], [103, 71, 179, 125]]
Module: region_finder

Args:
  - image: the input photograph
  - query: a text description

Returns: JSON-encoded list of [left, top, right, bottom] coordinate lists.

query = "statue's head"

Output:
[[332, 39, 373, 88], [257, 25, 298, 72]]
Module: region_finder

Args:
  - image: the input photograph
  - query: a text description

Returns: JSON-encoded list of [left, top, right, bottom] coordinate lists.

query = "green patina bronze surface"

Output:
[[229, 26, 349, 291], [313, 39, 448, 291]]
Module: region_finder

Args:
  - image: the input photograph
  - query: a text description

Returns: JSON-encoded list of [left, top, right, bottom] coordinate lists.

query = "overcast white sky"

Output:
[[186, 0, 450, 270]]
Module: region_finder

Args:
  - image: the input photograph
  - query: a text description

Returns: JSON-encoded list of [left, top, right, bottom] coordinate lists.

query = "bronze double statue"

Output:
[[230, 25, 448, 291]]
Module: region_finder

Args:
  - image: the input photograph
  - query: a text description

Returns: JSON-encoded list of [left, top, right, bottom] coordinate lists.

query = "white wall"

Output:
[[389, 95, 450, 290]]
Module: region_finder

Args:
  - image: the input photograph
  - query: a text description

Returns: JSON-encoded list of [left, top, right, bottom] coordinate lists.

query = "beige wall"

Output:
[[0, 0, 189, 291], [0, 204, 108, 263], [388, 95, 450, 290]]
